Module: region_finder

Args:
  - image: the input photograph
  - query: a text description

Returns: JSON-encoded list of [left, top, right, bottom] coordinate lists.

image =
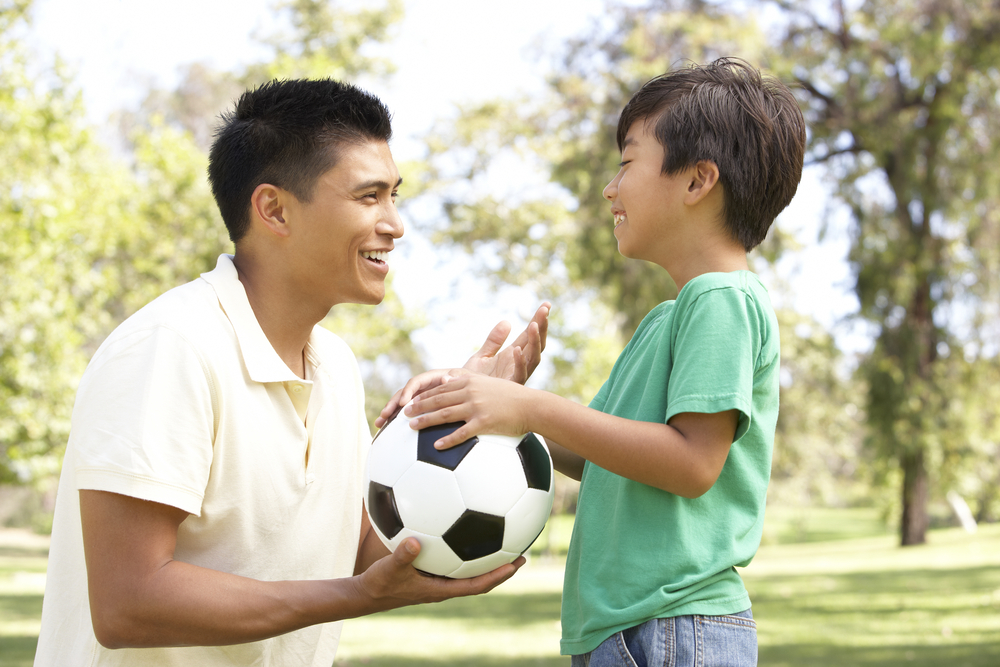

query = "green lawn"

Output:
[[4, 512, 999, 666]]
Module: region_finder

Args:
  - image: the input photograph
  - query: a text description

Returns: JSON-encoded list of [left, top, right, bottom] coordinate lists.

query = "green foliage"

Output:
[[251, 0, 402, 82], [766, 0, 1000, 543], [769, 310, 870, 507]]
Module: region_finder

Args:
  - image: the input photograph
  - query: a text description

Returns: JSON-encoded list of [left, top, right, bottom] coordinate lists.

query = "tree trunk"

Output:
[[899, 448, 929, 545]]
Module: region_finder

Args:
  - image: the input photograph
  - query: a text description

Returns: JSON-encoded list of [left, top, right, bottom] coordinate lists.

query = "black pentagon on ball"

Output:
[[416, 421, 478, 471], [517, 433, 552, 491], [442, 510, 505, 561], [367, 481, 403, 540]]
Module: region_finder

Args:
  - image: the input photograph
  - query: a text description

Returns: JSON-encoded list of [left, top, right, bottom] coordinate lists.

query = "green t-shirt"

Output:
[[560, 271, 779, 656]]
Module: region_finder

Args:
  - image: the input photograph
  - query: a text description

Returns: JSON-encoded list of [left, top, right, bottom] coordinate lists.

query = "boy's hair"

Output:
[[208, 79, 393, 243], [617, 58, 806, 251]]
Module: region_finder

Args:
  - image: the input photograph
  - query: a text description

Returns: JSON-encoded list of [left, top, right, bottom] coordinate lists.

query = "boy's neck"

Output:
[[666, 242, 749, 293]]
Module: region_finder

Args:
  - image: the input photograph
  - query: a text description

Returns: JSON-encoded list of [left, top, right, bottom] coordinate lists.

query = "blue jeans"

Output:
[[570, 609, 757, 667]]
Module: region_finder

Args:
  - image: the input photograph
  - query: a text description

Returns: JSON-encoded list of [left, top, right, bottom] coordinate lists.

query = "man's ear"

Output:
[[250, 183, 291, 238], [684, 161, 721, 206]]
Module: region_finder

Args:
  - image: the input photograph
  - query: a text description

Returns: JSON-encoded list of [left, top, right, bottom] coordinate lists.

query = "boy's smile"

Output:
[[603, 120, 690, 267]]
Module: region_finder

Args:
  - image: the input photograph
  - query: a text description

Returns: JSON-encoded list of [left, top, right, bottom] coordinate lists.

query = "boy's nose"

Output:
[[603, 177, 618, 201]]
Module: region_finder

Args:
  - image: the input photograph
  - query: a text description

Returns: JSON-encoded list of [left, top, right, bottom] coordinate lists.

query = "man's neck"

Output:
[[232, 250, 324, 379]]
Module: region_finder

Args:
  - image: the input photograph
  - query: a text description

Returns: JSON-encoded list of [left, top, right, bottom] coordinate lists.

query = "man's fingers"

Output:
[[393, 538, 421, 567], [474, 321, 512, 360], [510, 345, 527, 385]]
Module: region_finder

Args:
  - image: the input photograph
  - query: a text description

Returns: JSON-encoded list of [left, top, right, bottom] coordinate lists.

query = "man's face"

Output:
[[284, 140, 403, 307], [602, 119, 690, 265]]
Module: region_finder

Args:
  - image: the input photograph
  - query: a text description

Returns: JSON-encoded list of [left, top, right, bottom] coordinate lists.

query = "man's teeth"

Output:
[[362, 250, 387, 263]]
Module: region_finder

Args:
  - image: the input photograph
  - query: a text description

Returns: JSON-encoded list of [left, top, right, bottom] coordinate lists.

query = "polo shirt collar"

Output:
[[201, 254, 303, 384]]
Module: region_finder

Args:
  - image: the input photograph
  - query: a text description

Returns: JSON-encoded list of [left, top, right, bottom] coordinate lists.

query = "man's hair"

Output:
[[208, 79, 393, 243], [617, 57, 806, 251]]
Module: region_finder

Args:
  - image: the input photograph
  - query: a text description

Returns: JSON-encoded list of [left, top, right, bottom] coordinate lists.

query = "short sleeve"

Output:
[[665, 286, 758, 440], [72, 326, 216, 516]]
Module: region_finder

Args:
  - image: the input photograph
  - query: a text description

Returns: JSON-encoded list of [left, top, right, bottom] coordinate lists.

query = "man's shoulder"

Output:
[[92, 277, 227, 361]]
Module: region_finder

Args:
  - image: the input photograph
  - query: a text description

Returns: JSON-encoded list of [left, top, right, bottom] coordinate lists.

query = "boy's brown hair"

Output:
[[617, 57, 806, 251]]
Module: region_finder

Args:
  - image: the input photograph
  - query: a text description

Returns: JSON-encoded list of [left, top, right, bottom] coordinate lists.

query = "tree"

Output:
[[768, 0, 1000, 544]]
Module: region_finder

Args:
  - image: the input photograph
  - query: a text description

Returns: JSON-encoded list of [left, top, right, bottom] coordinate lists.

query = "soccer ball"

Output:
[[363, 410, 555, 578]]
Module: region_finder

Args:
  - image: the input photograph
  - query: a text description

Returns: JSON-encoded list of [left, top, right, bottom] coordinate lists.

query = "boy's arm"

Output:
[[81, 489, 521, 649], [403, 375, 737, 498], [544, 438, 585, 482]]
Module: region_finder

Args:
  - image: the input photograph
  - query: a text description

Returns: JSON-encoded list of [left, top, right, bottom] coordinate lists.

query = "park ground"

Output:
[[2, 508, 999, 666]]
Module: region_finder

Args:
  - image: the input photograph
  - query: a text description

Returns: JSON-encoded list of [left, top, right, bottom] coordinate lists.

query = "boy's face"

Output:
[[603, 119, 692, 265], [283, 140, 404, 307]]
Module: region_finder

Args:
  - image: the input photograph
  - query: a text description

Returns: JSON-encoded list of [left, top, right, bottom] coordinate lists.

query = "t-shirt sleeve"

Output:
[[665, 286, 758, 441], [72, 326, 216, 516]]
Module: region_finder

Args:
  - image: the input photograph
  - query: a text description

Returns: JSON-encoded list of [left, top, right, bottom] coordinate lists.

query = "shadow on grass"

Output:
[[0, 635, 38, 667], [368, 591, 562, 627], [750, 564, 1000, 612], [0, 591, 43, 624], [335, 654, 569, 667], [760, 641, 1000, 667]]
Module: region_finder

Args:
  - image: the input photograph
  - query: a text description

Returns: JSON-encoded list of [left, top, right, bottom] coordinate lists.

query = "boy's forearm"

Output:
[[520, 389, 735, 497], [543, 437, 585, 481]]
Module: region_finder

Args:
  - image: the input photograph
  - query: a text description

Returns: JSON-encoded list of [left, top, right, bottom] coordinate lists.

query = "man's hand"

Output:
[[374, 303, 550, 430], [353, 537, 524, 612], [462, 303, 550, 384]]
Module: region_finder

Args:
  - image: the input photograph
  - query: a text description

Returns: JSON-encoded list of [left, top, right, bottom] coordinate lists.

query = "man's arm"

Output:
[[81, 490, 522, 649], [402, 375, 738, 498]]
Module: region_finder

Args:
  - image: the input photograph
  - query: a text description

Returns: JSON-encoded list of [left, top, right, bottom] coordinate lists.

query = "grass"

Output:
[[3, 511, 999, 666], [0, 533, 48, 667]]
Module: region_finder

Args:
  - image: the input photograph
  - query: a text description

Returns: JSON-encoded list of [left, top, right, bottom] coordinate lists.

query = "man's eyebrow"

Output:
[[354, 177, 403, 191]]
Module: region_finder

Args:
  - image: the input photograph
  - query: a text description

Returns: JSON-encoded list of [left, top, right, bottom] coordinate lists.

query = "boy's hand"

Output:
[[374, 369, 470, 429], [462, 303, 550, 384], [403, 375, 531, 449], [375, 303, 550, 430], [355, 537, 524, 610]]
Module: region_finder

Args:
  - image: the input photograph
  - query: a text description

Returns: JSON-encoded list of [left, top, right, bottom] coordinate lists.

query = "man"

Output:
[[35, 78, 548, 666]]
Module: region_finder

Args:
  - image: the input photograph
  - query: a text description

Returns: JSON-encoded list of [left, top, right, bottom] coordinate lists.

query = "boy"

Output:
[[384, 58, 806, 665], [35, 78, 548, 666]]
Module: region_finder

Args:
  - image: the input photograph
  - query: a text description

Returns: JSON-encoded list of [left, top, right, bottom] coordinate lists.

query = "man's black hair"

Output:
[[208, 79, 393, 243], [617, 58, 806, 251]]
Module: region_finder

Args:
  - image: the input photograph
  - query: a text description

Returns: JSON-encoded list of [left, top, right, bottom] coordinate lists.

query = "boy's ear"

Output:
[[250, 183, 292, 238], [684, 161, 721, 206]]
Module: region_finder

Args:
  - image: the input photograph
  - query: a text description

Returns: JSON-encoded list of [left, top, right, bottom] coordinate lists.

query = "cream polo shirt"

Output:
[[35, 254, 370, 667]]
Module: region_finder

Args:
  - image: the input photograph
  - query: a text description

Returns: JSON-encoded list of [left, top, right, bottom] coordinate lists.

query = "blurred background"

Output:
[[2, 1, 999, 665]]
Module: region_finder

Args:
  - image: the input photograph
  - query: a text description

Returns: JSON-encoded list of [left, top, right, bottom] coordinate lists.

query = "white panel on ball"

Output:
[[500, 488, 554, 554], [366, 422, 418, 487], [392, 462, 466, 536], [447, 549, 522, 579], [454, 437, 528, 515], [391, 528, 465, 577]]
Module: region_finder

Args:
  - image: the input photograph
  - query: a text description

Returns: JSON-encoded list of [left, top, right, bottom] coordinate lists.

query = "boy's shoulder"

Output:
[[680, 270, 768, 299]]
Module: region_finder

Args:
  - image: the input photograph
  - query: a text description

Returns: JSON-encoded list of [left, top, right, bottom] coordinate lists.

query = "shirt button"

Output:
[[292, 384, 304, 393]]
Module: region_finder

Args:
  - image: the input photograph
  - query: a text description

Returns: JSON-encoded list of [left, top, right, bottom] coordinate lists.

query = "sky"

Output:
[[28, 0, 860, 371]]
